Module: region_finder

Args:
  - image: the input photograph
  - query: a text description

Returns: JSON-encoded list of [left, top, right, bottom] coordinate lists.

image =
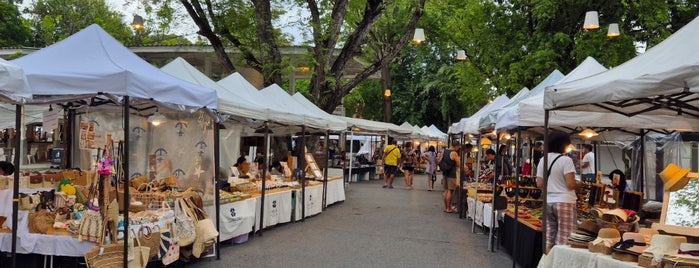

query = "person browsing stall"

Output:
[[421, 146, 438, 191], [0, 161, 15, 175], [382, 138, 401, 189], [441, 141, 460, 213], [581, 144, 595, 183], [536, 131, 578, 254], [399, 142, 418, 190]]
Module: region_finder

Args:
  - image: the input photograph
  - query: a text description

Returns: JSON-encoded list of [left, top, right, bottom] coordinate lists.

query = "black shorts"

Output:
[[402, 166, 414, 171], [384, 165, 397, 175]]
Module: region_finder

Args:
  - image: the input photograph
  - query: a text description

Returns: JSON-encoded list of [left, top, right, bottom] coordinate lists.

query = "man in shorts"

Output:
[[442, 141, 460, 213], [382, 138, 401, 188]]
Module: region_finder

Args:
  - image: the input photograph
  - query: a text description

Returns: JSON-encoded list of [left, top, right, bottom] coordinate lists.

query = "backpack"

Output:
[[438, 149, 455, 172]]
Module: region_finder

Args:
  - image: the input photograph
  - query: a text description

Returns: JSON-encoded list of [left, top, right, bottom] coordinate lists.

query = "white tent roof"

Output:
[[260, 84, 346, 131], [545, 16, 699, 124], [496, 65, 599, 129], [290, 92, 349, 129], [338, 116, 412, 136], [479, 87, 530, 130], [428, 125, 448, 140], [0, 58, 31, 104], [399, 122, 426, 139], [450, 94, 510, 134], [0, 103, 48, 129], [13, 24, 217, 109]]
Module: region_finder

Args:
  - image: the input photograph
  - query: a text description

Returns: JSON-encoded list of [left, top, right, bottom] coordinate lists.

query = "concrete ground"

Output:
[[188, 174, 517, 268]]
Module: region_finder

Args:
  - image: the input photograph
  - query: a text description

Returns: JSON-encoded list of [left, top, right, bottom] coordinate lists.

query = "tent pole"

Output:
[[300, 126, 306, 221], [542, 110, 550, 254], [66, 108, 75, 168], [258, 122, 269, 236], [459, 132, 464, 219], [472, 133, 481, 233], [123, 96, 131, 268], [348, 130, 354, 184], [10, 104, 21, 267], [322, 131, 330, 210], [512, 128, 522, 268], [640, 130, 646, 197], [214, 119, 221, 260], [489, 131, 500, 252]]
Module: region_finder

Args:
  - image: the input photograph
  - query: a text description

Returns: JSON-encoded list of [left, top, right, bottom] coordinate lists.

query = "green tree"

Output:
[[0, 1, 32, 47], [26, 0, 133, 46]]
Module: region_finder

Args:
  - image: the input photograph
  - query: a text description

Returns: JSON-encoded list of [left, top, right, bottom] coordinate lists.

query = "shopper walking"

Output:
[[535, 131, 578, 254], [581, 144, 595, 183], [421, 146, 438, 191], [382, 138, 401, 189], [400, 142, 417, 189], [441, 141, 460, 213]]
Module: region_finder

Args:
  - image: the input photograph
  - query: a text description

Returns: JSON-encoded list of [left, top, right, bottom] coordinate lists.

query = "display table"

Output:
[[537, 245, 641, 268], [0, 232, 95, 257], [467, 197, 476, 220], [205, 198, 256, 241], [254, 189, 293, 230], [482, 202, 502, 228], [294, 184, 323, 220], [342, 165, 376, 182], [501, 212, 543, 268], [325, 178, 345, 206]]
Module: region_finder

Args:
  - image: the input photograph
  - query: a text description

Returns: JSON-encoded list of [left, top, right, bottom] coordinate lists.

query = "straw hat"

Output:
[[674, 243, 699, 261], [589, 228, 621, 255], [602, 208, 628, 224], [659, 163, 690, 192], [638, 228, 660, 244], [578, 219, 600, 236], [642, 235, 687, 265], [613, 232, 648, 255]]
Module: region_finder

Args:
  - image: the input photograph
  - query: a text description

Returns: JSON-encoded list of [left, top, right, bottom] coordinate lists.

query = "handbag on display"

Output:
[[185, 198, 218, 258], [174, 198, 196, 247], [29, 174, 43, 188], [159, 221, 180, 265], [43, 172, 61, 189], [77, 210, 103, 242], [156, 201, 174, 222], [136, 225, 161, 259], [128, 232, 150, 268], [28, 210, 55, 234], [19, 193, 40, 211], [84, 222, 123, 268]]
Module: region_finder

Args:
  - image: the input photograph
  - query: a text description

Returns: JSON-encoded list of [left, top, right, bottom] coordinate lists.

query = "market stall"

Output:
[[9, 24, 221, 266], [536, 14, 699, 268]]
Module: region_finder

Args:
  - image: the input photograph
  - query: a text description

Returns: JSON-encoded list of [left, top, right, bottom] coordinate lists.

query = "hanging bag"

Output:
[[174, 198, 196, 246], [84, 220, 123, 268], [159, 221, 180, 265], [128, 231, 150, 268], [136, 225, 161, 259], [185, 198, 218, 258]]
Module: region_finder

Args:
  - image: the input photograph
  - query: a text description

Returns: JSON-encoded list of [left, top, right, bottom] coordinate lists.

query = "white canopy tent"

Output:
[[449, 94, 510, 134], [400, 122, 427, 140], [0, 59, 31, 104], [161, 57, 282, 123], [423, 125, 447, 141], [259, 84, 346, 131], [479, 87, 530, 130], [13, 24, 217, 109], [544, 16, 699, 131]]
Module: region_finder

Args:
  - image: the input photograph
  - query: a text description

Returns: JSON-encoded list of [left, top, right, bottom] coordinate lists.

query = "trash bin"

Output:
[[49, 148, 63, 168]]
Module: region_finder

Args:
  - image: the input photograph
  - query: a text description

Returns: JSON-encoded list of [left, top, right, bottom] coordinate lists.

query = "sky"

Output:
[[108, 0, 308, 45]]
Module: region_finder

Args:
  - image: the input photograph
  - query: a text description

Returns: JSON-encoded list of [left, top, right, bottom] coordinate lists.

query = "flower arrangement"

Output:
[[97, 157, 113, 176]]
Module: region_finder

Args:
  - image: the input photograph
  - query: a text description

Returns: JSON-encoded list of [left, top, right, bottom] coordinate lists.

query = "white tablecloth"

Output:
[[254, 190, 292, 230], [325, 179, 345, 206], [205, 198, 256, 241], [0, 233, 96, 257], [538, 245, 641, 268], [467, 197, 476, 220], [294, 185, 323, 221], [482, 203, 502, 228]]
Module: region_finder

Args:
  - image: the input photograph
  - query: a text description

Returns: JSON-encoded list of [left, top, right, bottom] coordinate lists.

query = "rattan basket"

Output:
[[588, 242, 613, 255]]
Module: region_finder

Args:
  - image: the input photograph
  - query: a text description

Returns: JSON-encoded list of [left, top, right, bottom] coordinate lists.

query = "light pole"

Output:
[[131, 14, 144, 45]]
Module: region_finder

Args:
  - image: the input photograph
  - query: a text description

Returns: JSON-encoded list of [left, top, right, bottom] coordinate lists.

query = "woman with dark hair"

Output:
[[535, 131, 577, 254], [0, 161, 15, 175], [421, 146, 438, 191], [400, 142, 417, 190], [609, 169, 628, 205]]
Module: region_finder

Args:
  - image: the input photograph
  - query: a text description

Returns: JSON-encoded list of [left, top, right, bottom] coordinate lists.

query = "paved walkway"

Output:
[[188, 174, 517, 268]]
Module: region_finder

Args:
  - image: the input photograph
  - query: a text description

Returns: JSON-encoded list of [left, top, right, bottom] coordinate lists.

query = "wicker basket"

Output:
[[596, 218, 636, 233], [612, 252, 639, 263], [588, 242, 613, 255], [638, 254, 654, 268]]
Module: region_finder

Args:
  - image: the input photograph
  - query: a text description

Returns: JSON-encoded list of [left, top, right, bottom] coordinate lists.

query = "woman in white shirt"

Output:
[[536, 131, 578, 254]]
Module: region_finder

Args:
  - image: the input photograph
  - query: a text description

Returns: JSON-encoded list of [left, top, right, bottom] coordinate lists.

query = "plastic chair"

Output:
[[27, 147, 37, 164]]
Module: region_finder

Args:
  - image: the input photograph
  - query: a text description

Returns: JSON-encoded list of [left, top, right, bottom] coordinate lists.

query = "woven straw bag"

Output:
[[137, 225, 161, 259], [185, 198, 218, 258], [77, 210, 103, 242], [84, 220, 123, 268]]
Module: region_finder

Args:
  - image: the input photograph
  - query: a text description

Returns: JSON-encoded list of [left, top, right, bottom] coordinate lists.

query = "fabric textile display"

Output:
[[159, 221, 180, 265]]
